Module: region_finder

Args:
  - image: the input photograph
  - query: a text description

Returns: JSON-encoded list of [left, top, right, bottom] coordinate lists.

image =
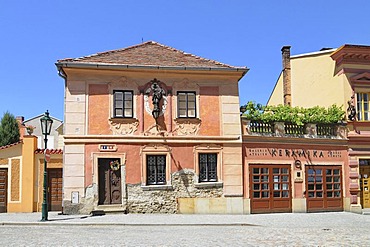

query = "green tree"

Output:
[[0, 111, 20, 146]]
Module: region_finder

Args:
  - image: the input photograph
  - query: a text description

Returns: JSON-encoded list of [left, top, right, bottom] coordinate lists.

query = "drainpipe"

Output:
[[281, 46, 292, 106], [56, 67, 67, 215]]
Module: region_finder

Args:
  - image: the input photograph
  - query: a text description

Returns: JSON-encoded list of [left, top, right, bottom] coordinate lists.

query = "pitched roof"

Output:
[[0, 141, 22, 150], [35, 149, 63, 154], [57, 41, 246, 70]]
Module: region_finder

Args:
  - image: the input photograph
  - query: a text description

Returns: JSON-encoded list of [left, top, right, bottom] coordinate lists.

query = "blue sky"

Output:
[[1, 0, 370, 121]]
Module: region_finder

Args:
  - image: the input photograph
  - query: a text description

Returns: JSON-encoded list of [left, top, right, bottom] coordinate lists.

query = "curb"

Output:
[[0, 222, 259, 227]]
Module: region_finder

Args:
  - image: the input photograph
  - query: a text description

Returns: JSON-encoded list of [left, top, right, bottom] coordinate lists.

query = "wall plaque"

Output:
[[99, 144, 117, 152]]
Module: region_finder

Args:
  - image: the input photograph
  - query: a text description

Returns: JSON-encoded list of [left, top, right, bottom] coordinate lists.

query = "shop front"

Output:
[[243, 137, 349, 214]]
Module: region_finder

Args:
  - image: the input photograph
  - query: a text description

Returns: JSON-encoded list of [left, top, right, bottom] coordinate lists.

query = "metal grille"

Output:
[[199, 153, 217, 182], [146, 155, 166, 185]]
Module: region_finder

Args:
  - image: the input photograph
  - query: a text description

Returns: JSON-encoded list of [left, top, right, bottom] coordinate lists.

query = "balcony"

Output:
[[242, 119, 347, 139]]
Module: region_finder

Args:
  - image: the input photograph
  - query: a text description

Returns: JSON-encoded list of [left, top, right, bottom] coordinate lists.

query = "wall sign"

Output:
[[247, 148, 342, 158], [99, 144, 117, 152]]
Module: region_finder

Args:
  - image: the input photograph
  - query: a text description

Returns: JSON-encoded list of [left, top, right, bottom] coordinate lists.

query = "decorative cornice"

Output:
[[331, 44, 370, 66], [242, 135, 348, 147], [63, 135, 241, 144]]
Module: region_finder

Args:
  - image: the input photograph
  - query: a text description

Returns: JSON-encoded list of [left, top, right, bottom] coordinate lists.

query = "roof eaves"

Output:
[[291, 48, 338, 59], [0, 141, 22, 150], [55, 62, 248, 72]]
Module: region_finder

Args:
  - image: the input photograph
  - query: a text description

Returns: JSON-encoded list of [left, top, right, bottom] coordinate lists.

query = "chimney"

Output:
[[16, 116, 25, 139], [281, 46, 292, 106]]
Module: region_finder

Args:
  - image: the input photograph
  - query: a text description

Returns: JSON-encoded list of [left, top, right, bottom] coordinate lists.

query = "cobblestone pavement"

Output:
[[0, 212, 369, 246]]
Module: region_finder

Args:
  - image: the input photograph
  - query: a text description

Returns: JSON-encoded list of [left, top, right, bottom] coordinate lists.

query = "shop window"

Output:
[[113, 90, 133, 118], [199, 153, 217, 182], [177, 91, 196, 118]]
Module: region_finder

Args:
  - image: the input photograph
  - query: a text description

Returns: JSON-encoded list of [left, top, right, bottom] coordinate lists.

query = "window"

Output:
[[357, 93, 370, 121], [199, 153, 217, 182], [177, 91, 196, 118], [113, 90, 133, 118], [146, 155, 166, 185]]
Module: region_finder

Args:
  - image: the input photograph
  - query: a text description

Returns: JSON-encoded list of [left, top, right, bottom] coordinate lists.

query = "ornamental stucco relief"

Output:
[[109, 118, 139, 135], [144, 123, 169, 136], [173, 118, 201, 136]]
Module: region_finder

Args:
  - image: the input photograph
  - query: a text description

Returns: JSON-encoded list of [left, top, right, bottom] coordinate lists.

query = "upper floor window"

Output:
[[357, 93, 370, 121], [178, 91, 196, 118], [113, 90, 133, 118]]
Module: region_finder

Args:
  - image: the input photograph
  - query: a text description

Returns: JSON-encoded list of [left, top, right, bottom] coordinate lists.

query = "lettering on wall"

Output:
[[247, 148, 342, 159]]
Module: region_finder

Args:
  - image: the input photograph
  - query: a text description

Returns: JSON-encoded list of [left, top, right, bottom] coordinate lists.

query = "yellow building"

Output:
[[0, 123, 63, 213], [268, 45, 370, 213]]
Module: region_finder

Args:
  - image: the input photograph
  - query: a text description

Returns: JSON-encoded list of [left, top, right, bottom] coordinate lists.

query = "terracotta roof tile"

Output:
[[0, 141, 22, 150], [35, 149, 63, 154], [57, 41, 245, 69]]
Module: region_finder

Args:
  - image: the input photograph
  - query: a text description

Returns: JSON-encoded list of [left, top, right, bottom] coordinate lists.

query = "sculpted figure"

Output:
[[151, 80, 165, 119]]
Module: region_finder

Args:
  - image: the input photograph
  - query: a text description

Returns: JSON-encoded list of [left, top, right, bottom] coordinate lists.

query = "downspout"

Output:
[[56, 67, 67, 215], [281, 46, 292, 106]]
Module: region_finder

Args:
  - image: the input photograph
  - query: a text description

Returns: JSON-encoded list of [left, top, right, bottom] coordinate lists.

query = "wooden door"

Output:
[[362, 178, 370, 208], [359, 162, 370, 208], [250, 164, 292, 213], [48, 168, 63, 211], [0, 169, 7, 213], [98, 158, 122, 205], [306, 166, 342, 212]]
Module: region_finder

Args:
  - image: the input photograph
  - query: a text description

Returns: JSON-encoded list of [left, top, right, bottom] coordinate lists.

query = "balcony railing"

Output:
[[242, 119, 346, 139], [249, 121, 273, 133]]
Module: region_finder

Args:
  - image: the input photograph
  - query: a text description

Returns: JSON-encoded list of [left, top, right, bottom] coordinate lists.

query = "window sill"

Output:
[[194, 181, 223, 189], [109, 117, 138, 123], [141, 184, 173, 191], [174, 118, 201, 123]]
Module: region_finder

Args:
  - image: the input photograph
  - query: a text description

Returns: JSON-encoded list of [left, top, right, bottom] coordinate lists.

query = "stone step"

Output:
[[93, 205, 127, 215]]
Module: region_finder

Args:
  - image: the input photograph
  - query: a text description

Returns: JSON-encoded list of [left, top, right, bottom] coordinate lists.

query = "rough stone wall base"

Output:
[[63, 169, 224, 214]]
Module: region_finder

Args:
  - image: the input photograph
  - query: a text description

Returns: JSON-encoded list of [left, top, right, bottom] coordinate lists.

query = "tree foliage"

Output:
[[241, 102, 345, 125], [0, 111, 20, 146]]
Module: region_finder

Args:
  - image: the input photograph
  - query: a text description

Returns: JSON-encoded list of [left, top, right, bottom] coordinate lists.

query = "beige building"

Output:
[[268, 45, 370, 213]]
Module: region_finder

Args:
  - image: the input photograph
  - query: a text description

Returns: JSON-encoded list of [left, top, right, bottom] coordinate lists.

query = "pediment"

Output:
[[350, 72, 370, 86]]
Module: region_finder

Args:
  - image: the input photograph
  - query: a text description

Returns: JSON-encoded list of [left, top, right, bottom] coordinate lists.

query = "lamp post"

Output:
[[40, 110, 53, 221]]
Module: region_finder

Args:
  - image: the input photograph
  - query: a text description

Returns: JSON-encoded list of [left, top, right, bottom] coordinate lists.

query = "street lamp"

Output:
[[40, 110, 53, 221]]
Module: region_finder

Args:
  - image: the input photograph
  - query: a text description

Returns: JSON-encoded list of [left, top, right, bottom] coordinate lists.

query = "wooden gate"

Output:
[[250, 164, 292, 213], [98, 158, 122, 205], [0, 169, 7, 213], [306, 166, 343, 212], [48, 168, 63, 211]]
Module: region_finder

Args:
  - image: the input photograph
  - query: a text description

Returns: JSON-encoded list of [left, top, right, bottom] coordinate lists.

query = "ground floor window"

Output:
[[146, 155, 166, 185], [199, 153, 217, 182]]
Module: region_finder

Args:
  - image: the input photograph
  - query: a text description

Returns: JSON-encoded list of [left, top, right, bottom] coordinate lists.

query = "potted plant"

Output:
[[26, 125, 35, 135]]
